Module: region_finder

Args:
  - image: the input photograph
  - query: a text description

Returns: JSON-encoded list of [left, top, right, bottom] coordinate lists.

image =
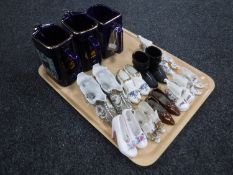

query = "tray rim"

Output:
[[38, 28, 215, 166]]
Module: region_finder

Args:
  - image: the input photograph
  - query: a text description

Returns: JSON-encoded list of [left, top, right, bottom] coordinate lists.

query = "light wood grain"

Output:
[[38, 29, 215, 166]]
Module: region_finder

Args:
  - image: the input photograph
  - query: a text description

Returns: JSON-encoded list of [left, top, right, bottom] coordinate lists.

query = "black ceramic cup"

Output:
[[32, 24, 82, 86], [87, 4, 123, 58], [61, 11, 102, 71]]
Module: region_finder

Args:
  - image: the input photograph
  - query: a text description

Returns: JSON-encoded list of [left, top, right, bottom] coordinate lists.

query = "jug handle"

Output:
[[87, 35, 101, 65], [63, 48, 82, 74]]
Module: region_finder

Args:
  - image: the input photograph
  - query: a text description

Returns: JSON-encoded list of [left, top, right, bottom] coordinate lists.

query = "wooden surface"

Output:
[[38, 29, 215, 166]]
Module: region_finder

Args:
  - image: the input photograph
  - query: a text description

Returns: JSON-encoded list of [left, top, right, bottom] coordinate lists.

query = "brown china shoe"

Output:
[[149, 89, 180, 116], [145, 96, 175, 125]]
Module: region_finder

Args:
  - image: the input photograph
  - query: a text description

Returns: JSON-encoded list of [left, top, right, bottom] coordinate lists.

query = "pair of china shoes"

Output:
[[164, 68, 206, 112], [134, 101, 166, 143], [77, 64, 132, 124], [116, 65, 151, 104], [112, 109, 148, 158]]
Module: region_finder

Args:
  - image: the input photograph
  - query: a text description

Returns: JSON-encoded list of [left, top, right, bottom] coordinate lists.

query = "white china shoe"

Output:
[[160, 60, 174, 75], [180, 67, 207, 89], [124, 65, 151, 96], [134, 109, 161, 143], [138, 101, 166, 134], [112, 115, 138, 158], [77, 72, 117, 123], [116, 69, 141, 104], [162, 52, 180, 70], [164, 79, 191, 111], [92, 64, 132, 113], [172, 73, 202, 95], [122, 109, 148, 149]]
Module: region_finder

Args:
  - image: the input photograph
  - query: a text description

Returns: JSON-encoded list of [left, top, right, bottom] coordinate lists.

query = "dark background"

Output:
[[0, 0, 232, 174]]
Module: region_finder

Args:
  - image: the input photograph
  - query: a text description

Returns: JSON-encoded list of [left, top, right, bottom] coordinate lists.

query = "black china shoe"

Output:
[[132, 51, 158, 88], [145, 46, 167, 83]]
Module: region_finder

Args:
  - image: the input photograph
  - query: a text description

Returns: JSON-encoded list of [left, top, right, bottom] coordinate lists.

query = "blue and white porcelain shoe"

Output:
[[92, 64, 132, 114], [180, 67, 207, 89], [172, 73, 203, 96], [164, 79, 192, 111], [116, 69, 141, 104], [124, 65, 151, 96], [77, 72, 117, 123]]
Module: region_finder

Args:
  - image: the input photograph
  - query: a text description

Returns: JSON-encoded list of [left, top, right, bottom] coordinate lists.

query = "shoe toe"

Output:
[[122, 147, 138, 158], [178, 102, 190, 112], [137, 139, 148, 149], [140, 87, 151, 96]]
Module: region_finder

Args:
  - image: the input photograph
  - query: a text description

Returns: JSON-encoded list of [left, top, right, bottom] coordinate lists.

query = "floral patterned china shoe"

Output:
[[77, 72, 117, 124], [134, 109, 161, 143], [112, 115, 138, 158], [122, 109, 148, 148], [92, 64, 132, 114], [137, 101, 166, 134]]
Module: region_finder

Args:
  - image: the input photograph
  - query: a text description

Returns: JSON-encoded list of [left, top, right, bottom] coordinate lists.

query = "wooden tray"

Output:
[[38, 29, 215, 166]]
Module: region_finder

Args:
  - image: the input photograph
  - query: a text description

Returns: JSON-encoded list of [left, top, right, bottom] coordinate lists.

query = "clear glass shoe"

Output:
[[92, 64, 132, 114], [77, 72, 117, 124]]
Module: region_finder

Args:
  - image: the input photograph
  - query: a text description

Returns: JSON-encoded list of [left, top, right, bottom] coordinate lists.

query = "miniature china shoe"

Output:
[[138, 101, 166, 133], [112, 115, 138, 158], [145, 96, 175, 125], [149, 89, 180, 116], [77, 72, 117, 123], [137, 35, 153, 51], [122, 109, 148, 148], [124, 65, 151, 96], [172, 73, 202, 95], [180, 67, 206, 89], [116, 69, 141, 104], [160, 60, 174, 75], [162, 52, 180, 70], [92, 64, 132, 113], [132, 51, 158, 88], [165, 79, 195, 104], [164, 79, 191, 111], [134, 109, 161, 143]]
